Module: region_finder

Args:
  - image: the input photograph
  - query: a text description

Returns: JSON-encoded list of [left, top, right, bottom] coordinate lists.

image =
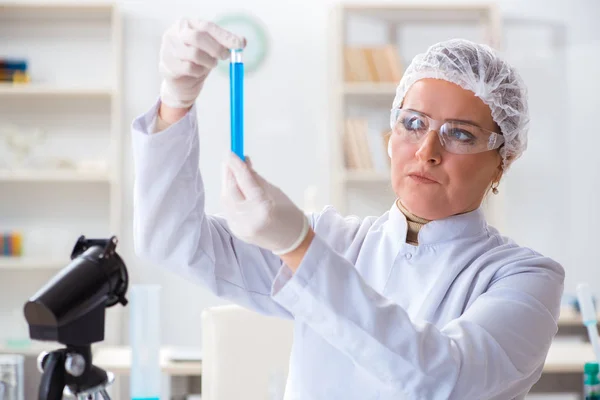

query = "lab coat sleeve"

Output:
[[132, 99, 291, 319], [271, 234, 564, 399]]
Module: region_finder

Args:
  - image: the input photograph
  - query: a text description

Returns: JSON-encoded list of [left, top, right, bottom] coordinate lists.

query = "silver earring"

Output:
[[492, 182, 499, 195]]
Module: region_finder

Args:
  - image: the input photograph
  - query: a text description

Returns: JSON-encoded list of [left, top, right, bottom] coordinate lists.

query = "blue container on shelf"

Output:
[[0, 59, 28, 71]]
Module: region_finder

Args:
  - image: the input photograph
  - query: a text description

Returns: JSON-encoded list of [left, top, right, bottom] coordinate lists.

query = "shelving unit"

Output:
[[0, 257, 66, 270], [329, 3, 504, 225], [0, 342, 62, 357], [342, 82, 398, 96], [0, 82, 114, 97], [0, 2, 123, 350], [0, 169, 112, 182]]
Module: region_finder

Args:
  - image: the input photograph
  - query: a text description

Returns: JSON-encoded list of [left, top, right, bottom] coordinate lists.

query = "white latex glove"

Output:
[[159, 19, 246, 109], [221, 153, 310, 255]]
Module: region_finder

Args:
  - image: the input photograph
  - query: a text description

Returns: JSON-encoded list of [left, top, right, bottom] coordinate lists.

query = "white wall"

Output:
[[33, 0, 599, 348]]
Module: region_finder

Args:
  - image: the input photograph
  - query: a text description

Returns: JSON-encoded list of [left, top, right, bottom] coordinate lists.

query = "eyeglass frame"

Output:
[[389, 108, 505, 155]]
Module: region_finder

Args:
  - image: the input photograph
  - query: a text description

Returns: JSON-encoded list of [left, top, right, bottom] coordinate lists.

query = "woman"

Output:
[[132, 19, 564, 399]]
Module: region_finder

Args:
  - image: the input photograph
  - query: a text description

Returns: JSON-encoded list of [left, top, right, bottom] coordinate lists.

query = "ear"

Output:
[[493, 160, 504, 184], [494, 170, 503, 184], [493, 159, 503, 181], [493, 149, 505, 181]]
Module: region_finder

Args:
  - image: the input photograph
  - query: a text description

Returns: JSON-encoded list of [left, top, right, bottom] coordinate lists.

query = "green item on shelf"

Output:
[[4, 338, 32, 349], [584, 362, 600, 400]]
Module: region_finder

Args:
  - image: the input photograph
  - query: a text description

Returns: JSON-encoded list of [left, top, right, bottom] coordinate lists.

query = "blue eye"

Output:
[[447, 128, 476, 143], [402, 116, 426, 131]]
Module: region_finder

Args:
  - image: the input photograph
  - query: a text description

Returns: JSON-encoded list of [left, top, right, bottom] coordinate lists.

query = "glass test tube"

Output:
[[130, 284, 161, 400], [230, 48, 244, 160]]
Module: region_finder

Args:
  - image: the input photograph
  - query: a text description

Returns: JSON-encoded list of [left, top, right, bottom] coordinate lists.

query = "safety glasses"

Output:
[[390, 108, 504, 155]]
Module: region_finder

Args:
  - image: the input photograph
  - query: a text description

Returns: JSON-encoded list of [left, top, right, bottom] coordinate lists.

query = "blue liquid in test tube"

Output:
[[230, 48, 244, 160]]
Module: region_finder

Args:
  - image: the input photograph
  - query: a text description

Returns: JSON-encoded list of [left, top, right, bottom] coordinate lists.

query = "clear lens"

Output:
[[390, 109, 504, 154], [391, 109, 428, 143]]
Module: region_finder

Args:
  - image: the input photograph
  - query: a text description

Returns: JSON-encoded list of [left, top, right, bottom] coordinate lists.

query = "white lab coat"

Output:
[[131, 101, 565, 400]]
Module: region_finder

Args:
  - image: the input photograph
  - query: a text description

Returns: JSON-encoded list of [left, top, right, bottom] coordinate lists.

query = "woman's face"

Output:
[[390, 78, 503, 220]]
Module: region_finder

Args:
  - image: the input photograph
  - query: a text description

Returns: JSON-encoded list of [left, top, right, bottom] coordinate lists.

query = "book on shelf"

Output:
[[0, 232, 23, 256], [344, 45, 403, 83], [0, 58, 30, 83], [343, 118, 391, 173]]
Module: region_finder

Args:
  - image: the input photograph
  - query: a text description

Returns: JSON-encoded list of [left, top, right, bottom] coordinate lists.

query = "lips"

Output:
[[408, 172, 439, 184]]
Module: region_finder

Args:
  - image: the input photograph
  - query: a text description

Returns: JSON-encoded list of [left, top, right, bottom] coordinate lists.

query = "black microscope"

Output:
[[23, 236, 129, 400]]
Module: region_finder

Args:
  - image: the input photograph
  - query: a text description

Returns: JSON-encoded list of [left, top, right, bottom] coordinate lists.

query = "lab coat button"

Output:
[[405, 253, 412, 260]]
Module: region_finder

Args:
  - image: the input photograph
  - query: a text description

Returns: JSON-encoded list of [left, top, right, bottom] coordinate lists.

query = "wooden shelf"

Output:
[[343, 82, 398, 96], [0, 83, 114, 98], [558, 306, 600, 327], [0, 169, 111, 182], [344, 170, 391, 183], [0, 257, 65, 270], [342, 4, 496, 23], [343, 3, 496, 12], [0, 2, 115, 19], [0, 342, 62, 357], [543, 340, 595, 373], [93, 346, 203, 376], [0, 2, 115, 11]]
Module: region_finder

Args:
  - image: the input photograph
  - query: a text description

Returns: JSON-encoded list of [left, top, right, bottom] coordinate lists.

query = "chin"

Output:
[[398, 191, 452, 220], [411, 203, 449, 220]]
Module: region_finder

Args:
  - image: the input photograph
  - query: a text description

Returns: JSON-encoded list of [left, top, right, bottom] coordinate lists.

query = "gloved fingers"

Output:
[[227, 152, 264, 200], [244, 156, 268, 183], [159, 34, 184, 79], [244, 156, 263, 182], [186, 20, 246, 60], [163, 43, 215, 78], [180, 21, 229, 62], [179, 47, 217, 74], [221, 159, 244, 202]]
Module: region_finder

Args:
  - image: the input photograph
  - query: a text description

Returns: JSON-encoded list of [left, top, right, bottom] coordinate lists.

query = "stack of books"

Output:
[[344, 119, 391, 173], [0, 58, 30, 83], [344, 45, 403, 83]]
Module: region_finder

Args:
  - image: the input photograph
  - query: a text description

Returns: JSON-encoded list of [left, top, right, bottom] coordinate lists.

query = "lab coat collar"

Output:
[[386, 202, 409, 245], [388, 201, 488, 245]]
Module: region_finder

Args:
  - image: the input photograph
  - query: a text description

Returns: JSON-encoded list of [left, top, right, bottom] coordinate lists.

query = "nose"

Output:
[[415, 130, 442, 165]]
